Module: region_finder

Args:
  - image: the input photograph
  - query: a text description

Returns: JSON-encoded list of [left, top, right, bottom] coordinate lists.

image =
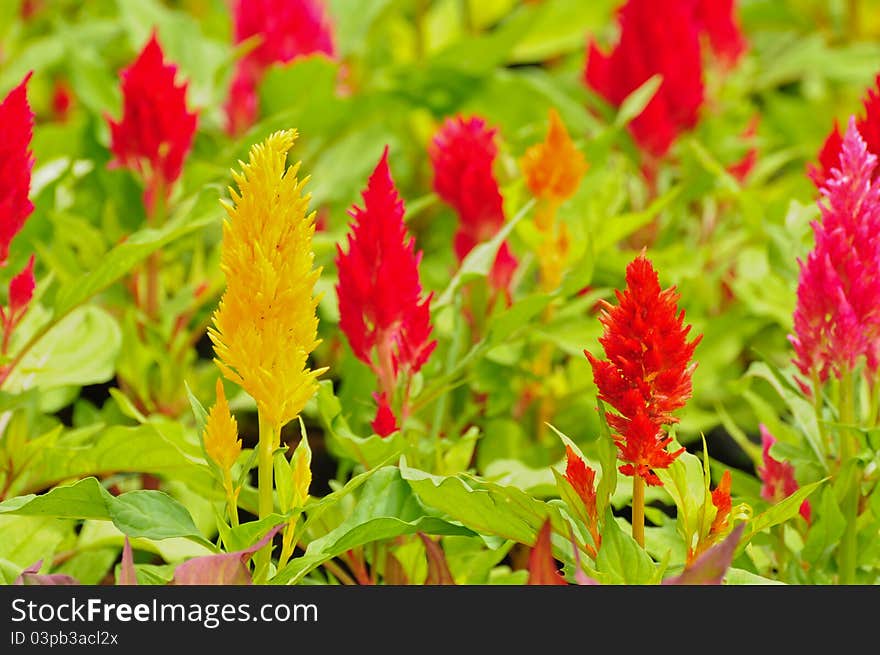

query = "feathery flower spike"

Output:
[[584, 0, 704, 160], [225, 0, 335, 136], [209, 129, 325, 430], [687, 0, 747, 65], [429, 115, 518, 300], [336, 147, 436, 432], [0, 73, 35, 266], [790, 117, 880, 387], [108, 32, 198, 214], [203, 378, 242, 473], [586, 253, 702, 485], [521, 108, 588, 204]]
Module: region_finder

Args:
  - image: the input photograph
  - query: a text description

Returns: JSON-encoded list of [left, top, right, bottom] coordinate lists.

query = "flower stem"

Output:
[[837, 369, 860, 584], [254, 411, 278, 583], [145, 181, 166, 321], [632, 475, 645, 548]]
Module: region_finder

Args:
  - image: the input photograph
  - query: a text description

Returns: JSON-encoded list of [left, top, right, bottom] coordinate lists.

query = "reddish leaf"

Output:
[[172, 524, 282, 585], [527, 520, 567, 585], [418, 533, 455, 585], [383, 552, 409, 586], [14, 560, 78, 585], [664, 524, 744, 585], [117, 537, 137, 585]]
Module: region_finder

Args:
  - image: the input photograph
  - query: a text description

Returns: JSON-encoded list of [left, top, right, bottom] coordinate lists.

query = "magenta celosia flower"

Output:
[[809, 75, 880, 189], [585, 253, 702, 485], [108, 32, 198, 214], [0, 73, 35, 267], [758, 425, 811, 522], [584, 0, 704, 160], [225, 0, 335, 136], [429, 115, 518, 302], [336, 147, 436, 433], [790, 117, 880, 388]]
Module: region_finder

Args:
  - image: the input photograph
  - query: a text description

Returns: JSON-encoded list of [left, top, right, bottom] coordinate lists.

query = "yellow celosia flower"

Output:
[[203, 378, 241, 472], [209, 129, 325, 430], [520, 108, 588, 203]]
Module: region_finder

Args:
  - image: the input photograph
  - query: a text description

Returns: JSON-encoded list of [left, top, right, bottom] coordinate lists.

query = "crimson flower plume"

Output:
[[0, 73, 35, 266], [108, 32, 198, 214], [336, 147, 436, 433]]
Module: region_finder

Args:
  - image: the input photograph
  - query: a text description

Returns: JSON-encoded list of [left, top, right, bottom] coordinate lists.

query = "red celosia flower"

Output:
[[709, 469, 732, 535], [790, 117, 880, 387], [585, 253, 701, 485], [0, 73, 35, 267], [687, 0, 747, 65], [728, 115, 760, 182], [51, 79, 74, 123], [336, 147, 436, 432], [564, 446, 598, 523], [429, 115, 518, 301], [371, 392, 399, 437], [584, 0, 704, 159], [758, 425, 811, 522], [225, 0, 335, 136], [108, 32, 198, 214], [809, 75, 880, 188]]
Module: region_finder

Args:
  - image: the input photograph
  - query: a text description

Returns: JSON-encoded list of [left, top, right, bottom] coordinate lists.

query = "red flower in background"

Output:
[[225, 0, 335, 136], [336, 147, 436, 433], [108, 32, 198, 214], [687, 0, 747, 65], [429, 115, 518, 302], [584, 0, 704, 159], [758, 425, 811, 522], [564, 446, 598, 523], [586, 253, 701, 485], [0, 73, 35, 267], [809, 75, 880, 189], [791, 117, 880, 388], [709, 469, 732, 534]]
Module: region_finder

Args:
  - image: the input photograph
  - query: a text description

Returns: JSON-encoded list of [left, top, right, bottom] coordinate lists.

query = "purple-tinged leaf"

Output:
[[527, 520, 567, 585], [14, 560, 79, 586], [117, 537, 137, 585], [172, 524, 283, 585], [664, 524, 745, 585], [418, 533, 455, 585]]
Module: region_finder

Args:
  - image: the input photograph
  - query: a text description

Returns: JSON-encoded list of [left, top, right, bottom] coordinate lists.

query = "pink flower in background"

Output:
[[758, 425, 811, 522], [429, 115, 518, 303], [225, 0, 335, 136], [0, 73, 35, 267], [107, 32, 198, 214], [790, 117, 880, 388]]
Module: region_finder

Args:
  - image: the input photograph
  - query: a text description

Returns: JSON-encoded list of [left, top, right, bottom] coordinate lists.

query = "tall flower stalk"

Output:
[[209, 129, 324, 580], [792, 117, 880, 583], [585, 253, 701, 546]]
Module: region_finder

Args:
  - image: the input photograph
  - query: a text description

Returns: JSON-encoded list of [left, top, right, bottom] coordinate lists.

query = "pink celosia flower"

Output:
[[336, 147, 436, 433], [429, 115, 518, 302], [585, 253, 701, 485], [809, 75, 880, 188], [0, 73, 35, 267], [790, 117, 880, 387], [758, 425, 811, 522], [224, 0, 335, 136], [108, 32, 198, 214], [584, 0, 704, 160]]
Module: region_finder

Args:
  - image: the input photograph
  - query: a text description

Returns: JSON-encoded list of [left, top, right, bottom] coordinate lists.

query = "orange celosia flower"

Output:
[[521, 108, 588, 205], [209, 129, 325, 430]]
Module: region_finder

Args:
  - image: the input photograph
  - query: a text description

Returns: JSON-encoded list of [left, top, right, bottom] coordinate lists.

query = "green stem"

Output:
[[837, 369, 860, 585], [145, 181, 166, 322], [254, 411, 278, 583], [632, 475, 645, 548], [812, 371, 830, 461]]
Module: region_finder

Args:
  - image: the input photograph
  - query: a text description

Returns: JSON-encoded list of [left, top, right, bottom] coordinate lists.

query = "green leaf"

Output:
[[741, 479, 826, 548], [595, 511, 658, 584], [724, 568, 787, 585], [802, 486, 846, 563], [0, 477, 210, 547], [614, 74, 662, 128]]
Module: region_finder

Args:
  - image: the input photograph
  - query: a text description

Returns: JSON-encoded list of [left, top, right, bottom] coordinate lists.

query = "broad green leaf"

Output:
[[724, 568, 787, 585], [802, 486, 846, 563], [741, 479, 826, 548], [595, 511, 658, 584]]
